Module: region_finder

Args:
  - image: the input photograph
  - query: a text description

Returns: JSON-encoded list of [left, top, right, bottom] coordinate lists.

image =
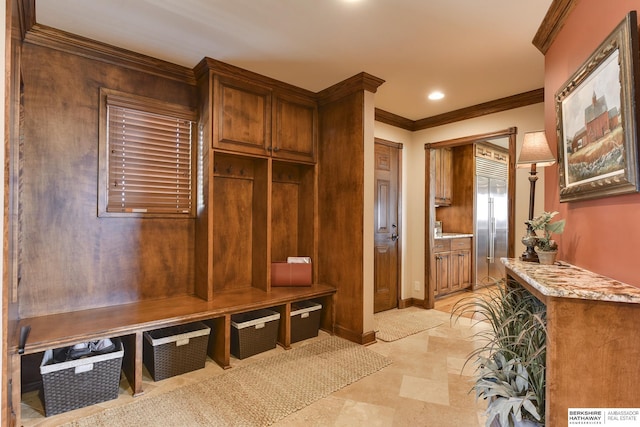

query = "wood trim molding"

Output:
[[424, 127, 518, 149], [334, 325, 377, 345], [194, 57, 316, 99], [15, 0, 35, 39], [532, 0, 577, 54], [317, 72, 385, 105], [374, 137, 403, 150], [414, 89, 543, 131], [398, 298, 424, 309], [375, 89, 543, 131], [374, 108, 414, 130], [24, 23, 197, 85], [423, 127, 518, 308]]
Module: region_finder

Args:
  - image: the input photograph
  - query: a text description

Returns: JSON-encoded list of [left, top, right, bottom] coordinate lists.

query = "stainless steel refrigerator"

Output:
[[474, 156, 509, 286]]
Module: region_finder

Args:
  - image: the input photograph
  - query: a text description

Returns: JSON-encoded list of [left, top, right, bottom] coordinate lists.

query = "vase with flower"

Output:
[[526, 211, 566, 265]]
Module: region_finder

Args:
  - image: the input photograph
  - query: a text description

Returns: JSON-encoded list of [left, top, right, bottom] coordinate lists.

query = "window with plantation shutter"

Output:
[[99, 88, 197, 217]]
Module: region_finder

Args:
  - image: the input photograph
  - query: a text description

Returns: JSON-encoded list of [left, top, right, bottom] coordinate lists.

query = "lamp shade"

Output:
[[517, 131, 556, 168]]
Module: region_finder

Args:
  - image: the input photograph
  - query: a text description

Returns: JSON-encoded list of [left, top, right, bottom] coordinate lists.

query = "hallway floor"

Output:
[[22, 288, 491, 426]]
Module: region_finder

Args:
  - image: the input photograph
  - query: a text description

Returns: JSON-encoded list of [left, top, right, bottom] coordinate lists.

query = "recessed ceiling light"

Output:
[[428, 91, 445, 101]]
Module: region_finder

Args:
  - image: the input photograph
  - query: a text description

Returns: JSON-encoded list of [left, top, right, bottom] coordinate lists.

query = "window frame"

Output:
[[98, 88, 198, 218]]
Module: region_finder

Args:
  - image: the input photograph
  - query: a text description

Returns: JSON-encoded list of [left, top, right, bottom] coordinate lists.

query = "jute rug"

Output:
[[375, 307, 444, 342], [63, 335, 390, 427]]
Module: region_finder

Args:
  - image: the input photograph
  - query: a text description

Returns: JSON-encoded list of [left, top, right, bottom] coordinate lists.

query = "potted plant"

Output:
[[452, 280, 546, 427], [526, 211, 566, 265]]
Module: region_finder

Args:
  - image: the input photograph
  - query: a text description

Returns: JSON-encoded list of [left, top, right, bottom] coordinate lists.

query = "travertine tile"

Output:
[[334, 400, 395, 427], [399, 375, 450, 406]]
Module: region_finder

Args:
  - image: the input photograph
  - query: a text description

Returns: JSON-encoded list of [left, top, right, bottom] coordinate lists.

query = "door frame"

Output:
[[423, 127, 517, 309], [373, 138, 403, 311]]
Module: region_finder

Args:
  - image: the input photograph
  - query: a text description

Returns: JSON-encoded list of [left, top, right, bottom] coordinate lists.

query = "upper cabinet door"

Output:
[[213, 75, 272, 156], [434, 147, 452, 206], [272, 93, 318, 163]]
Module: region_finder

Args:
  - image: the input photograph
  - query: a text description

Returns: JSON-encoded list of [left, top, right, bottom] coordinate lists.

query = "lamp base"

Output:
[[520, 227, 539, 263]]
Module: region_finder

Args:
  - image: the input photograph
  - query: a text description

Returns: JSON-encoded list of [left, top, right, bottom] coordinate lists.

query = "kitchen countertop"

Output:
[[501, 257, 640, 304], [434, 232, 473, 239]]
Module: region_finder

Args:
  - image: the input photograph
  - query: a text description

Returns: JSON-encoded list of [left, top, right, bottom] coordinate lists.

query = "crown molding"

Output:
[[374, 109, 415, 130], [24, 23, 196, 85], [375, 88, 543, 131], [317, 72, 385, 105], [15, 0, 35, 39], [532, 0, 577, 54]]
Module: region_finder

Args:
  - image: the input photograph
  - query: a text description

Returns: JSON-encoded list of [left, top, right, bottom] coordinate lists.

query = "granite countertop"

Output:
[[501, 258, 640, 304], [434, 232, 474, 240]]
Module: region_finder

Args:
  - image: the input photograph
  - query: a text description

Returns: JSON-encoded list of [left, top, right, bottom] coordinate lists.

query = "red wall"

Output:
[[545, 0, 640, 286]]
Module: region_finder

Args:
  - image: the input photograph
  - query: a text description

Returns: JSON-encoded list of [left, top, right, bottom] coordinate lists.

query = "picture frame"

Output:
[[555, 11, 640, 202]]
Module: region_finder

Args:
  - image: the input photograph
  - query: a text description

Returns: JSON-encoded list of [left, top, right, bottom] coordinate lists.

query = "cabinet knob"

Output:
[[273, 146, 280, 152]]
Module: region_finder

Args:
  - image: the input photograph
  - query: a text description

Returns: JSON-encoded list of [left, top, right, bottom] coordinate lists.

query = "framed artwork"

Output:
[[555, 11, 640, 202]]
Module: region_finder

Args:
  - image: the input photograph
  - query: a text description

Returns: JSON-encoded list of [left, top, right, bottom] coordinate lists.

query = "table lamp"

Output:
[[517, 131, 556, 262]]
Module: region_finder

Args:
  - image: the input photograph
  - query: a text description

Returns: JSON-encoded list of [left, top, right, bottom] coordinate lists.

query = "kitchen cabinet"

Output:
[[212, 73, 317, 163], [434, 147, 452, 206], [450, 238, 472, 291], [433, 237, 472, 297]]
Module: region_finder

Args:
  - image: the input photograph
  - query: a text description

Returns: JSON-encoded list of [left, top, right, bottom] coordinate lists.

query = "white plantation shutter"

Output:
[[106, 103, 195, 214]]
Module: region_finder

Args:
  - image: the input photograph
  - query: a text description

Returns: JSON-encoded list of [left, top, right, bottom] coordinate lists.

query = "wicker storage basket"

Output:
[[290, 301, 322, 343], [231, 309, 280, 359], [40, 338, 123, 416], [143, 322, 210, 381]]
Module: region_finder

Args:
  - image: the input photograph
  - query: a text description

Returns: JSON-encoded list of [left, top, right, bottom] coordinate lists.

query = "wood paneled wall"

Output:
[[18, 42, 198, 318]]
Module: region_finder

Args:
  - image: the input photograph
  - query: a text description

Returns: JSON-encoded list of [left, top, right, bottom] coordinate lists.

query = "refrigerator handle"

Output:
[[488, 197, 495, 262]]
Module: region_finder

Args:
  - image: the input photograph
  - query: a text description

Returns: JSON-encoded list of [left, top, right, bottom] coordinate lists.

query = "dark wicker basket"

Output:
[[143, 322, 210, 381], [290, 301, 322, 343], [231, 309, 280, 359], [40, 338, 123, 416]]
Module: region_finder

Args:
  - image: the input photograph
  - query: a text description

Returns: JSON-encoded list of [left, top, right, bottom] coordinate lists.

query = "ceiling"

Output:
[[34, 0, 552, 121]]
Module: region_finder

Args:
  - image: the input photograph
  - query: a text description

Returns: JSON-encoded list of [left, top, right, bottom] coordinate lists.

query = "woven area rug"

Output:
[[63, 335, 390, 427], [375, 307, 444, 342]]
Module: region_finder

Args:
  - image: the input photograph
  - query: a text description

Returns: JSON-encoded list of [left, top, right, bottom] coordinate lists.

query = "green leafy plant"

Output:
[[452, 280, 546, 427], [526, 211, 565, 252]]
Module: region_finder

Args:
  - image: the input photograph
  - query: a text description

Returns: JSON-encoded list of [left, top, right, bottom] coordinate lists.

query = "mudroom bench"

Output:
[[12, 284, 336, 402]]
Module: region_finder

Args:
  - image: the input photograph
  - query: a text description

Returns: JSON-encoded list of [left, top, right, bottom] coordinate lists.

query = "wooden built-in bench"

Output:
[[13, 284, 336, 398]]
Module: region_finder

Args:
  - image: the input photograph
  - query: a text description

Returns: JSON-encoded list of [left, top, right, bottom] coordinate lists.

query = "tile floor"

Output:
[[21, 289, 492, 427]]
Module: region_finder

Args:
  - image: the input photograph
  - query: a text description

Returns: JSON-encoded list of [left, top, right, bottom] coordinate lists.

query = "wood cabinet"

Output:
[[505, 260, 640, 427], [434, 147, 452, 206], [272, 93, 317, 163], [195, 58, 320, 300], [433, 237, 472, 297], [194, 58, 384, 346], [450, 238, 472, 291], [433, 250, 451, 296], [213, 75, 272, 156], [211, 71, 317, 163]]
